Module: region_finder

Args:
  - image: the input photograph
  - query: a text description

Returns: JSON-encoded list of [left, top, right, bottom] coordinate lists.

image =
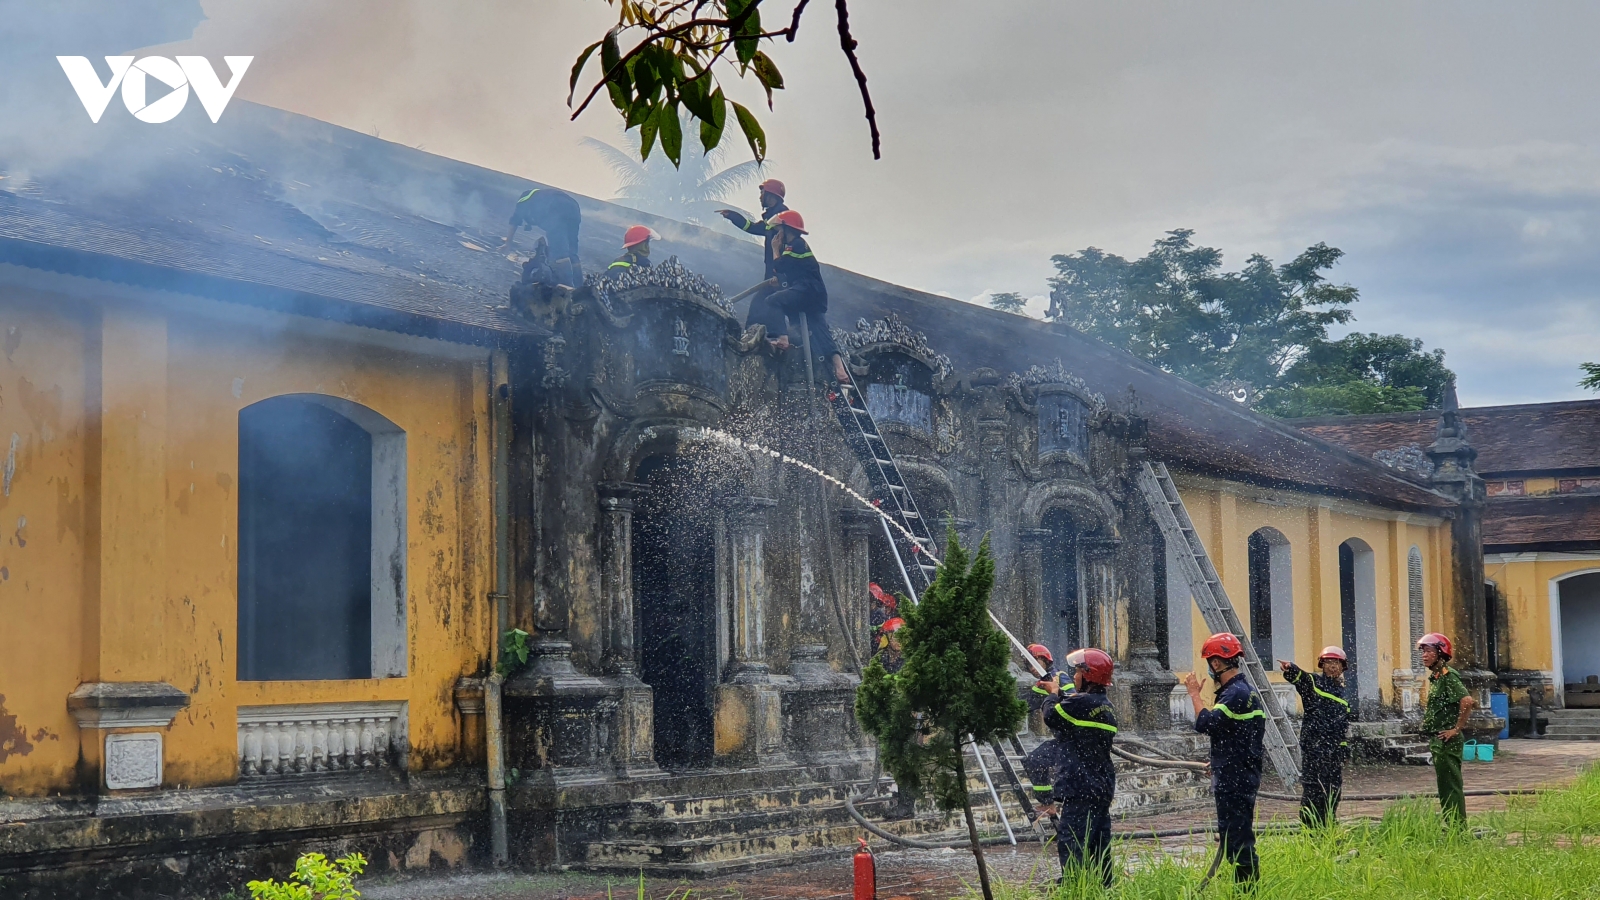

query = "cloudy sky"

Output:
[[84, 2, 1600, 403]]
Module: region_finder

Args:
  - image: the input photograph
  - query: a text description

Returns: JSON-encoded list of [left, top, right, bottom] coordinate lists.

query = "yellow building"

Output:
[[1302, 399, 1600, 727]]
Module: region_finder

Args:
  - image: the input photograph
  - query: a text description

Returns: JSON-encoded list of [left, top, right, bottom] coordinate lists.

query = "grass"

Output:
[[965, 765, 1600, 899]]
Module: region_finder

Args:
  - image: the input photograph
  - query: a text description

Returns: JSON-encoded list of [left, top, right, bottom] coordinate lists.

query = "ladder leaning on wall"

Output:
[[1135, 460, 1302, 789]]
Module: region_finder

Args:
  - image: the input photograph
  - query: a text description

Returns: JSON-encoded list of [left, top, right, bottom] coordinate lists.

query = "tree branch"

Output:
[[787, 0, 811, 41], [834, 0, 879, 159]]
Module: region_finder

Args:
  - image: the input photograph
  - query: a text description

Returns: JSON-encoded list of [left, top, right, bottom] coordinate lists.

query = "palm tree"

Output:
[[584, 112, 766, 229]]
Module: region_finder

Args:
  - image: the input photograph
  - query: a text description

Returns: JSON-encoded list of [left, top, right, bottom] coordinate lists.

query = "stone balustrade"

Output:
[[236, 701, 406, 777]]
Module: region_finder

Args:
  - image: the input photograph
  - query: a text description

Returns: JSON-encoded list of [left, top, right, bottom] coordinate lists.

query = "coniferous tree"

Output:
[[855, 530, 1025, 900]]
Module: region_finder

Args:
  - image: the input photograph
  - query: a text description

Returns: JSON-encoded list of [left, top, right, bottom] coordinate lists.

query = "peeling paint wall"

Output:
[[0, 279, 493, 796]]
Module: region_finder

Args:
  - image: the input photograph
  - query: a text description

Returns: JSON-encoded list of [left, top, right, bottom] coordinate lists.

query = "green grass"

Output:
[[966, 766, 1600, 899]]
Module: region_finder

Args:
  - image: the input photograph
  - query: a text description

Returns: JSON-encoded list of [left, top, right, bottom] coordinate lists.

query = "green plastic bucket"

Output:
[[1477, 743, 1495, 762], [1462, 740, 1477, 761]]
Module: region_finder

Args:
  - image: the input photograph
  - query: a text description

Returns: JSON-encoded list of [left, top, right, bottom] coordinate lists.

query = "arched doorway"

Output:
[[1556, 571, 1600, 702], [1246, 527, 1293, 665], [633, 453, 719, 769], [1040, 507, 1083, 660], [1339, 539, 1378, 716]]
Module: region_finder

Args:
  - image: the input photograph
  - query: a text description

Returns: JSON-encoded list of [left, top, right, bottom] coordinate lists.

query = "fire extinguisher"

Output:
[[854, 837, 876, 900]]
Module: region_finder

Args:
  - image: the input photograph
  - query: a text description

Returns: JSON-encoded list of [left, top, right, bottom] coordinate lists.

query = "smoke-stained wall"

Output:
[[0, 274, 495, 796]]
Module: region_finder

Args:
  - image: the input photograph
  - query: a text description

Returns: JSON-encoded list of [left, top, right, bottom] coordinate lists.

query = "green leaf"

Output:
[[699, 88, 727, 152], [630, 56, 657, 103], [601, 28, 627, 110], [731, 100, 766, 162], [728, 0, 762, 66], [751, 51, 784, 109], [624, 97, 652, 130], [658, 100, 683, 166], [678, 55, 714, 121], [638, 104, 659, 160], [568, 40, 602, 105]]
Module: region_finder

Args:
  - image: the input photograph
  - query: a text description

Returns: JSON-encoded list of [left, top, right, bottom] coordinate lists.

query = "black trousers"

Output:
[[747, 288, 840, 361], [1215, 789, 1259, 883], [1300, 751, 1344, 827], [1056, 798, 1113, 887]]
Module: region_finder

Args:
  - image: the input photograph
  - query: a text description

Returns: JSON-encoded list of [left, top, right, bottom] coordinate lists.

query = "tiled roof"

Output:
[[0, 102, 1454, 511], [1295, 400, 1600, 477], [1484, 494, 1600, 551]]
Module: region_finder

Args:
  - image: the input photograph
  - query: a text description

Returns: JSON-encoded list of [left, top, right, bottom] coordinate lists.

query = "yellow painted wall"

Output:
[[1174, 478, 1448, 709], [0, 283, 493, 797], [1486, 554, 1600, 679]]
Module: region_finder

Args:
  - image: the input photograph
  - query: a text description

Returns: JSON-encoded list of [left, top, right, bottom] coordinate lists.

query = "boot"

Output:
[[734, 323, 767, 352]]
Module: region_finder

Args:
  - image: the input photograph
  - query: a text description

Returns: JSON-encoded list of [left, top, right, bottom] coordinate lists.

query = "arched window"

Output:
[[1338, 539, 1377, 716], [1408, 547, 1424, 669], [1246, 528, 1293, 664], [237, 395, 406, 681]]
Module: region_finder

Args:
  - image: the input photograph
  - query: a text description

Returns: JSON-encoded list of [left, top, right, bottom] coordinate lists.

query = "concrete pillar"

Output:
[[597, 482, 646, 677], [725, 497, 777, 681], [1082, 536, 1125, 659], [838, 507, 879, 664]]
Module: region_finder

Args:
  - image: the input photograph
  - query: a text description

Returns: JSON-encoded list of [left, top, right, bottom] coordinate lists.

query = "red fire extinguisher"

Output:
[[854, 837, 876, 900]]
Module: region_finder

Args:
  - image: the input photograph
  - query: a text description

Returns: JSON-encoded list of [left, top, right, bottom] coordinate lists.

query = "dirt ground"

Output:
[[361, 740, 1600, 900]]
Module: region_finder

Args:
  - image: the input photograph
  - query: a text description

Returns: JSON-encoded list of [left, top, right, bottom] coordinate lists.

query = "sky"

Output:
[[30, 1, 1600, 405]]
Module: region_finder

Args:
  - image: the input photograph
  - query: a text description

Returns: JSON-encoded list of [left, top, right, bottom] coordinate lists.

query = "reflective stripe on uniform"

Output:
[[518, 189, 540, 203], [1032, 685, 1052, 696], [608, 260, 633, 269], [1054, 703, 1118, 733], [1211, 702, 1266, 721], [1293, 669, 1350, 708], [783, 250, 815, 259]]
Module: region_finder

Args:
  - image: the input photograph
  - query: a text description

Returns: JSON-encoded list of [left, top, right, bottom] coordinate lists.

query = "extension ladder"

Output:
[[1135, 460, 1301, 788]]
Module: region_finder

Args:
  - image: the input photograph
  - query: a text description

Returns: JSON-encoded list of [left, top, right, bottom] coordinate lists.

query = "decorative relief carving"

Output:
[[105, 732, 163, 790], [1007, 358, 1106, 408], [1374, 443, 1435, 478], [833, 314, 954, 381]]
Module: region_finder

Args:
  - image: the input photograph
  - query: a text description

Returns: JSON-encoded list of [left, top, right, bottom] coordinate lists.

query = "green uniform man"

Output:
[[1418, 632, 1476, 826]]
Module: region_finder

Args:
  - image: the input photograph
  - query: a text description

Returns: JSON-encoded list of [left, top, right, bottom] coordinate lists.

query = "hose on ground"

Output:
[[1111, 744, 1210, 772], [1258, 788, 1542, 802], [844, 793, 1044, 848]]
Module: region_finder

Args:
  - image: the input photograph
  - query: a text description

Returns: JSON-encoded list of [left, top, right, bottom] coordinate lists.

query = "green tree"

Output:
[[584, 111, 766, 226], [855, 530, 1025, 900], [1256, 332, 1452, 417], [1582, 362, 1600, 392], [987, 291, 1028, 314], [569, 1, 878, 164], [1047, 229, 1454, 418]]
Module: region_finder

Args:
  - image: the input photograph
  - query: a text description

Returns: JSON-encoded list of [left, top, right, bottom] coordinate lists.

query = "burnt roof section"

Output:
[[1296, 399, 1600, 478], [0, 103, 1451, 510], [1484, 494, 1600, 552]]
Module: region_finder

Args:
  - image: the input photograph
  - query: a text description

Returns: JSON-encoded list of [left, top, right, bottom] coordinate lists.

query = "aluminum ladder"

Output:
[[1136, 460, 1301, 789], [828, 379, 1043, 835]]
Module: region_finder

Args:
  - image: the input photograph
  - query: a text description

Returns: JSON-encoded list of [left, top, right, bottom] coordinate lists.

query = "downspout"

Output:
[[487, 348, 512, 865]]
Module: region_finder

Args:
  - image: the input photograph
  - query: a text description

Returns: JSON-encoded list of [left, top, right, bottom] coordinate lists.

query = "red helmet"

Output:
[[1200, 632, 1245, 661], [758, 178, 786, 199], [880, 617, 905, 634], [1417, 632, 1453, 660], [1318, 646, 1348, 663], [869, 582, 897, 611], [622, 224, 658, 248], [1027, 643, 1053, 664], [1064, 648, 1114, 686], [771, 209, 807, 234]]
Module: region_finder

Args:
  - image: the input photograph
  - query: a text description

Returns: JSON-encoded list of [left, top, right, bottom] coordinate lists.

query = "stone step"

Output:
[[613, 795, 903, 841], [1543, 710, 1600, 722], [582, 814, 955, 874], [1543, 724, 1600, 739], [629, 783, 859, 819]]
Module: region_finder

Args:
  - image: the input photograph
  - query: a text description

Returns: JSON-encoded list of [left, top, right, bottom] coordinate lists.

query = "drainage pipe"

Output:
[[487, 348, 512, 865]]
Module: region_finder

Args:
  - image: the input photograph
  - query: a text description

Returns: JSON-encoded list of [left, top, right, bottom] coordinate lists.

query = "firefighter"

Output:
[[607, 225, 657, 279], [1280, 646, 1351, 826], [1185, 632, 1265, 887], [1044, 648, 1118, 887], [743, 211, 850, 383], [503, 187, 582, 286], [1418, 632, 1476, 827], [1020, 642, 1068, 816], [873, 617, 905, 673], [717, 178, 788, 280]]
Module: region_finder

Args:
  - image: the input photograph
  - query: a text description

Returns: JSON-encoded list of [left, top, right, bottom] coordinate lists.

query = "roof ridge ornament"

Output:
[[832, 313, 953, 380], [584, 256, 728, 311], [1007, 358, 1106, 408]]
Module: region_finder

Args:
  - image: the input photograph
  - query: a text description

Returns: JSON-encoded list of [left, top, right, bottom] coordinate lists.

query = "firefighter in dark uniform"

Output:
[[743, 210, 850, 383], [1280, 646, 1351, 826], [606, 225, 657, 280], [1043, 648, 1118, 887], [717, 178, 788, 279], [1020, 643, 1067, 815], [503, 187, 582, 287], [1185, 632, 1265, 887]]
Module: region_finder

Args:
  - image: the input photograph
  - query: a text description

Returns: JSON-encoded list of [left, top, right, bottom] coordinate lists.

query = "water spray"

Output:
[[679, 426, 1049, 678]]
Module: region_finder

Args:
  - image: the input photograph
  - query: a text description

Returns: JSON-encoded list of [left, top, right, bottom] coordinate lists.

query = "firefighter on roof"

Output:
[[1185, 632, 1265, 887], [607, 225, 657, 279], [1280, 646, 1351, 826], [1043, 648, 1118, 887]]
